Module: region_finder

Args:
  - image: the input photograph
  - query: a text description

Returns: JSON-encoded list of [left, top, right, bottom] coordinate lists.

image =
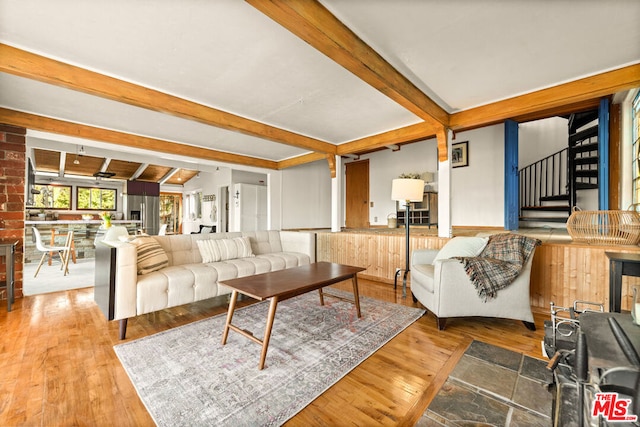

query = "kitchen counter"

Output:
[[25, 220, 142, 225], [24, 220, 142, 263]]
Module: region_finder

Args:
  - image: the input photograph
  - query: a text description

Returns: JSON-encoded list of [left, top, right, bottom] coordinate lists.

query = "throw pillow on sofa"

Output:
[[130, 236, 169, 275], [196, 236, 254, 263], [196, 239, 221, 263], [217, 236, 254, 260], [432, 236, 489, 264]]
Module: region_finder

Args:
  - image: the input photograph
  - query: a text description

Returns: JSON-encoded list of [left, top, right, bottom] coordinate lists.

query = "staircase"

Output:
[[519, 110, 599, 225]]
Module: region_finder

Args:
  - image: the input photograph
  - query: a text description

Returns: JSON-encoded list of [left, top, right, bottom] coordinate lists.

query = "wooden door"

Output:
[[345, 160, 369, 228]]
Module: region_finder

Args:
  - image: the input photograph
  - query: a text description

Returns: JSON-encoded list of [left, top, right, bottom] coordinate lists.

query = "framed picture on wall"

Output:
[[452, 141, 469, 168]]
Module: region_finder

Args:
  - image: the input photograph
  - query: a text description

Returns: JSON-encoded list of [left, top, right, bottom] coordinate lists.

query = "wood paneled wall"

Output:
[[316, 231, 640, 312]]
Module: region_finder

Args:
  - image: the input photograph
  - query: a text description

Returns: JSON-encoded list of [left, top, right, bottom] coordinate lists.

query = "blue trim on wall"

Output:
[[505, 120, 519, 230], [598, 98, 609, 210]]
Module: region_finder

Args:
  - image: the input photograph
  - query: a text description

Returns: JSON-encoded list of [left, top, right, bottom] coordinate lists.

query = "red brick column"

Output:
[[0, 124, 26, 303]]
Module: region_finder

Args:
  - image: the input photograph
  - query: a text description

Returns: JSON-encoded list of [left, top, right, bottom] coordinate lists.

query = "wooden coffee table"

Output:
[[220, 262, 366, 369]]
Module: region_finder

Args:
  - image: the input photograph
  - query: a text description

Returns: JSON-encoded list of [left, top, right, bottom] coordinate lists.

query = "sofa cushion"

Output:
[[130, 236, 169, 275], [432, 236, 489, 264]]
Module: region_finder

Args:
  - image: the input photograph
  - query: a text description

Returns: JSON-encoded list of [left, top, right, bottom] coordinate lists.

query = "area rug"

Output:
[[419, 340, 554, 426], [114, 290, 425, 426]]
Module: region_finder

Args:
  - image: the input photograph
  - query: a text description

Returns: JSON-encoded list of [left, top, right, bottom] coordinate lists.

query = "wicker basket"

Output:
[[566, 209, 640, 245]]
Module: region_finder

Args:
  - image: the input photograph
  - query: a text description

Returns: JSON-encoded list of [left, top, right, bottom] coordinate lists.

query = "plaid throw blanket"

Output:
[[455, 234, 541, 301]]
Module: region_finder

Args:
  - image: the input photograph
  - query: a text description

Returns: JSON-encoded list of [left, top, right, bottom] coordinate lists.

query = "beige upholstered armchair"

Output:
[[410, 235, 538, 331]]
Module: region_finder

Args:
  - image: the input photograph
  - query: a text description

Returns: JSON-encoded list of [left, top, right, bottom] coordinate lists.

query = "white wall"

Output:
[[280, 160, 332, 229], [451, 125, 505, 227], [519, 117, 568, 168]]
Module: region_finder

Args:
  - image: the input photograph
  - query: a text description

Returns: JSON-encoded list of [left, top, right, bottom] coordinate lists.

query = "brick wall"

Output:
[[0, 124, 26, 303]]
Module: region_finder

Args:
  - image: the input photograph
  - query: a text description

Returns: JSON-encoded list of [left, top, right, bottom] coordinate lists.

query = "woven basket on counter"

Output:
[[566, 209, 640, 245]]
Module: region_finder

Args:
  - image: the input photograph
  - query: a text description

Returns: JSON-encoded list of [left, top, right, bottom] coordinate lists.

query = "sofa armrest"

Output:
[[433, 254, 535, 321], [280, 231, 316, 263], [102, 241, 138, 320], [412, 249, 438, 267], [433, 258, 481, 315]]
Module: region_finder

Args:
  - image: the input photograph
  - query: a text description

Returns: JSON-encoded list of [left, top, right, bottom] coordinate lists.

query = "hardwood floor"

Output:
[[1, 280, 548, 426]]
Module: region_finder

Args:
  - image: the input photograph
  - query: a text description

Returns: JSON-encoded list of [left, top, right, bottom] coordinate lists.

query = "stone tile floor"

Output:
[[417, 341, 554, 426]]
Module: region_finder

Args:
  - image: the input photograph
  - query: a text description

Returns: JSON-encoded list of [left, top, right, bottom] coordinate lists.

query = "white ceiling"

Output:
[[0, 0, 639, 170]]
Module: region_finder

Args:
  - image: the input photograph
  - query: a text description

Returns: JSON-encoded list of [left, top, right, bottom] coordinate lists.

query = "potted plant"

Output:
[[100, 211, 113, 228]]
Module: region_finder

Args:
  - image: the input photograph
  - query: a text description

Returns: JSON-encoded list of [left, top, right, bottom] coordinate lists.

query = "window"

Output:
[[77, 187, 117, 210], [633, 93, 640, 209], [32, 184, 72, 209]]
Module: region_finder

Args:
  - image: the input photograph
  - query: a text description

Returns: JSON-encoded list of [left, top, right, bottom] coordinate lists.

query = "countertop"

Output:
[[25, 220, 142, 225]]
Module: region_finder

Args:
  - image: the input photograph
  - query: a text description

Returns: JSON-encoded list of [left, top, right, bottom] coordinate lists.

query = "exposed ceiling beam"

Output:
[[100, 158, 112, 173], [131, 163, 148, 181], [0, 43, 337, 156], [247, 0, 449, 128], [0, 108, 279, 169], [449, 64, 640, 131], [58, 151, 66, 177], [337, 121, 438, 155], [276, 152, 328, 169], [160, 168, 179, 185]]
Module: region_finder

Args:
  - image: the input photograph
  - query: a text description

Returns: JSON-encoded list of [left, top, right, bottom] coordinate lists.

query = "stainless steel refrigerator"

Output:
[[126, 194, 160, 235]]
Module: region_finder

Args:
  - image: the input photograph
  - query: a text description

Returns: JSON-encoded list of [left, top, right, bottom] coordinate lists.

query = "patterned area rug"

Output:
[[418, 341, 554, 426], [114, 290, 425, 426]]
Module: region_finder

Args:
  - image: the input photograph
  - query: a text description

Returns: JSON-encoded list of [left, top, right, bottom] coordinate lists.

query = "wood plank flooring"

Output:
[[1, 280, 547, 426]]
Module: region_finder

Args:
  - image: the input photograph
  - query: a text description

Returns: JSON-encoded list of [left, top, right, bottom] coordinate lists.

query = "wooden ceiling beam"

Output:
[[0, 43, 336, 155], [337, 121, 440, 155], [450, 64, 640, 131], [0, 108, 279, 170], [276, 152, 327, 169], [247, 0, 449, 128]]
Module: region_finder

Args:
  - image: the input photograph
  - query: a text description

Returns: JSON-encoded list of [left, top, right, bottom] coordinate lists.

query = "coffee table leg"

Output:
[[318, 289, 325, 306], [259, 296, 279, 370], [221, 290, 238, 345], [351, 274, 362, 318]]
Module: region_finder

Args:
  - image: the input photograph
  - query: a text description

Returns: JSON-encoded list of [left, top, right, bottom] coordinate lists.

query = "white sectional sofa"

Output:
[[94, 230, 316, 339]]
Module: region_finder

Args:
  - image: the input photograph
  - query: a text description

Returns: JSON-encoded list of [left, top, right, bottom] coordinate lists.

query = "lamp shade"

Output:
[[391, 178, 424, 202]]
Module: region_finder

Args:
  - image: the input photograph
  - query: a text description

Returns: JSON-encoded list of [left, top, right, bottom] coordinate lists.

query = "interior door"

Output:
[[345, 160, 370, 229]]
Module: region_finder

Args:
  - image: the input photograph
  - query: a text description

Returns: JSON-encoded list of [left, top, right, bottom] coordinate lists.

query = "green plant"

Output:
[[398, 172, 422, 179]]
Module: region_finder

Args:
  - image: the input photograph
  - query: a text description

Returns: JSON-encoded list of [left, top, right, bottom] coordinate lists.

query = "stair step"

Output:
[[541, 194, 569, 202], [575, 182, 598, 190], [575, 170, 598, 178], [519, 216, 568, 223], [521, 205, 570, 212], [571, 142, 599, 155], [573, 156, 598, 166], [569, 125, 598, 144]]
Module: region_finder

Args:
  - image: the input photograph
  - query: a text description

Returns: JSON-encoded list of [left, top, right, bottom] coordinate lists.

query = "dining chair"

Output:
[[32, 227, 74, 277]]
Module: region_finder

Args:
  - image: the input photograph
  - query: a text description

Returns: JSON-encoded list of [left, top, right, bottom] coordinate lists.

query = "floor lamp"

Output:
[[392, 178, 425, 298]]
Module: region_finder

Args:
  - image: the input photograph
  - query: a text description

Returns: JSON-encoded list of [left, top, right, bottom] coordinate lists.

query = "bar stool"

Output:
[[32, 227, 74, 277], [48, 228, 76, 265]]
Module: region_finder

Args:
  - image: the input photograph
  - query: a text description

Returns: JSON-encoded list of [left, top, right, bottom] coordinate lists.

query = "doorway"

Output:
[[345, 160, 370, 229]]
